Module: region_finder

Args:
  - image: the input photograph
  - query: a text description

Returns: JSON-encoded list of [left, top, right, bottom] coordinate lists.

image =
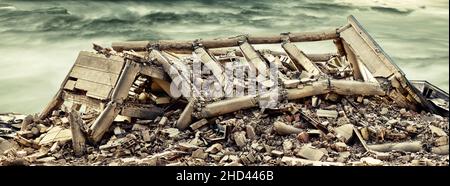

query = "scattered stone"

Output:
[[296, 131, 309, 143], [38, 126, 72, 146], [192, 148, 208, 159], [161, 128, 180, 138], [434, 136, 448, 147], [363, 99, 370, 105], [273, 121, 301, 135], [234, 131, 247, 147], [16, 150, 27, 158], [316, 109, 338, 118], [246, 125, 256, 140], [142, 130, 153, 142], [360, 157, 383, 166], [158, 116, 168, 126], [205, 143, 222, 154], [361, 127, 369, 140], [399, 108, 407, 115], [331, 142, 348, 152], [297, 145, 324, 161], [380, 108, 389, 115], [132, 124, 148, 131], [60, 117, 69, 125], [429, 125, 447, 137], [271, 150, 284, 157], [113, 126, 125, 135], [282, 140, 293, 152]]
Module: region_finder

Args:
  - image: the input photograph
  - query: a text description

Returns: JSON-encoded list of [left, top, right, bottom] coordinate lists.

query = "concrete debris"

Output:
[[1, 16, 449, 166], [297, 145, 325, 161], [316, 109, 338, 118]]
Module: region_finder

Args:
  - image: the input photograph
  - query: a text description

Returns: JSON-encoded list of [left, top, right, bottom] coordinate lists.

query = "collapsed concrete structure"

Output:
[[0, 15, 448, 166]]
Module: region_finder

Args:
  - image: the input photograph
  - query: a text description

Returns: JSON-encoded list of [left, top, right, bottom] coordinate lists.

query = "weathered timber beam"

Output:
[[112, 29, 339, 52], [282, 42, 322, 76], [201, 79, 384, 118]]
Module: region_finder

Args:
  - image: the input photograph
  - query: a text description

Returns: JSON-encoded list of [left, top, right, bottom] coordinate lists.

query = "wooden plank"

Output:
[[282, 42, 321, 76], [75, 79, 112, 100], [69, 66, 119, 86], [75, 51, 124, 74]]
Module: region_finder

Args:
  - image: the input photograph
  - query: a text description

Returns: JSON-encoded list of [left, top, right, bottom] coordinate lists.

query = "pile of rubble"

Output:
[[1, 95, 448, 166], [0, 15, 448, 166]]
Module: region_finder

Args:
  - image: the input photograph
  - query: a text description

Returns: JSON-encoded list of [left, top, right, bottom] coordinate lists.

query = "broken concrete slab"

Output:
[[190, 119, 208, 130], [38, 126, 72, 146], [334, 124, 354, 143], [297, 145, 325, 161]]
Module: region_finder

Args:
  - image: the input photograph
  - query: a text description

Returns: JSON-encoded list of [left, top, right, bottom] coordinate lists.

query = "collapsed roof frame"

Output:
[[37, 15, 442, 145]]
